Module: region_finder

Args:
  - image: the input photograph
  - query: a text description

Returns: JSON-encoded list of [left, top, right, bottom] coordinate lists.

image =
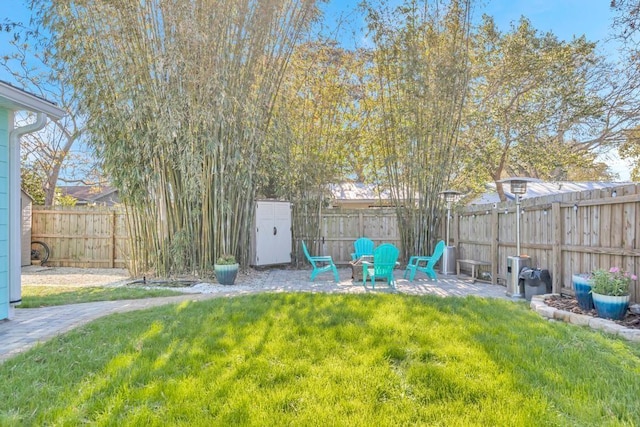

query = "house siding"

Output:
[[0, 108, 9, 319]]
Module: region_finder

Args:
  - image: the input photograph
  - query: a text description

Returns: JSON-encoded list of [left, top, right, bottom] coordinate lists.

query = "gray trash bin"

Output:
[[519, 268, 552, 301]]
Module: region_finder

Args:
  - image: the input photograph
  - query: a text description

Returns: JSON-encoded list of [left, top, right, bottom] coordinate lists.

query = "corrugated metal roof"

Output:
[[469, 181, 632, 205], [329, 181, 633, 205], [329, 182, 392, 201]]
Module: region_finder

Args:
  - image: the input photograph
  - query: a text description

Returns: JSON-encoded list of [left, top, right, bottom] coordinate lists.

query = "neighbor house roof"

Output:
[[330, 182, 392, 202], [58, 186, 120, 206], [470, 181, 632, 205], [329, 182, 419, 208]]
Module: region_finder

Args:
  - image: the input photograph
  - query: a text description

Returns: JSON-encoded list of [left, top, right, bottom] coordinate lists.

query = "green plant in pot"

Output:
[[590, 267, 636, 320], [214, 254, 239, 286]]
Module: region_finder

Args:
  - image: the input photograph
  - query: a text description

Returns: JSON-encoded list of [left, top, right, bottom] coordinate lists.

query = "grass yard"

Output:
[[19, 285, 185, 308], [1, 293, 639, 425]]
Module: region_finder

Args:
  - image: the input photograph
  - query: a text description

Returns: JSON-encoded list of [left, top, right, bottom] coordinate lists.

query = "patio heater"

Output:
[[439, 190, 461, 275], [499, 177, 538, 298]]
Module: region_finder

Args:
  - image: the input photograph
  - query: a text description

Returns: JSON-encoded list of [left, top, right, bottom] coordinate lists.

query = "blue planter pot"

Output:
[[215, 264, 239, 286], [572, 273, 594, 311], [592, 292, 630, 320]]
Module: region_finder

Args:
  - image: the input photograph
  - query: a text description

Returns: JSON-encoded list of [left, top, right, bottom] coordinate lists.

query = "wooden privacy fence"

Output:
[[33, 206, 405, 269], [454, 183, 640, 303], [294, 208, 402, 265], [31, 183, 640, 304], [31, 206, 129, 268]]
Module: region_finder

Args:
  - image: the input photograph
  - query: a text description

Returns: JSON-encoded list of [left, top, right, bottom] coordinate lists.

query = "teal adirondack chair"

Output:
[[362, 243, 399, 289], [404, 240, 446, 281], [301, 241, 340, 282], [351, 237, 375, 261]]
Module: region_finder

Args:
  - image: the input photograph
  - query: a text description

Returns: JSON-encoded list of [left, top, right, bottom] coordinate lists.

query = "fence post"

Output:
[[551, 202, 561, 293], [491, 208, 499, 285], [111, 211, 116, 268]]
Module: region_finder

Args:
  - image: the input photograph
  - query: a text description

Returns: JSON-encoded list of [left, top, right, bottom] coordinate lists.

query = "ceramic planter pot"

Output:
[[572, 273, 594, 310], [591, 292, 630, 320], [214, 263, 239, 286]]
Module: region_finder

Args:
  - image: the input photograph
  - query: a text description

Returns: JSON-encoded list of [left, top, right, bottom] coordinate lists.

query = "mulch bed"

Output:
[[544, 294, 640, 330]]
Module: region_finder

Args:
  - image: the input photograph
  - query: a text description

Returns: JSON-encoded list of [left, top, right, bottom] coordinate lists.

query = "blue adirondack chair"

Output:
[[404, 240, 446, 281], [362, 243, 399, 289], [301, 241, 340, 282], [351, 237, 375, 261]]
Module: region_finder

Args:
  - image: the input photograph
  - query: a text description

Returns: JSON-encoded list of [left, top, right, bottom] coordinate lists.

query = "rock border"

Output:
[[530, 294, 640, 342]]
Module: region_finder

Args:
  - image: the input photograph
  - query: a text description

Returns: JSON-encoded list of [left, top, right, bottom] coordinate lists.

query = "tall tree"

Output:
[[611, 0, 640, 179], [261, 40, 368, 254], [261, 41, 363, 199], [36, 0, 319, 275], [362, 0, 473, 258], [460, 16, 635, 200], [0, 21, 98, 206]]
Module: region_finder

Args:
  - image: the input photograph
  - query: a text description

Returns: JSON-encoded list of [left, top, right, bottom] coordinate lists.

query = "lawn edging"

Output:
[[530, 294, 640, 342]]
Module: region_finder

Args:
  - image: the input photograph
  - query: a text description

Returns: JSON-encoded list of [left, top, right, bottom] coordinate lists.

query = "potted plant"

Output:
[[590, 267, 636, 320], [214, 254, 239, 286], [572, 273, 594, 310]]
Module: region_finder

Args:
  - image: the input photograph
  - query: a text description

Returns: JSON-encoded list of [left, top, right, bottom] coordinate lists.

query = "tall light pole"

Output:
[[439, 190, 461, 275], [498, 177, 539, 298], [510, 180, 527, 256]]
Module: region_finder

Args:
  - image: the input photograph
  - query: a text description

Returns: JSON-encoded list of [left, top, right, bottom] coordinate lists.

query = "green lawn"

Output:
[[2, 293, 639, 425], [20, 285, 185, 308]]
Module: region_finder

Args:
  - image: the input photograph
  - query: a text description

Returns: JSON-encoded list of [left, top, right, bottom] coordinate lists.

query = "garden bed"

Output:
[[545, 294, 640, 330]]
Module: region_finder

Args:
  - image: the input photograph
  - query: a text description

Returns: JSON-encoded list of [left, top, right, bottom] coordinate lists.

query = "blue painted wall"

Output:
[[0, 108, 9, 319]]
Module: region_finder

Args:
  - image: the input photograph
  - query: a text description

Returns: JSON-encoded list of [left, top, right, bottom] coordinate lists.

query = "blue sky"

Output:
[[320, 0, 616, 43], [484, 0, 614, 43]]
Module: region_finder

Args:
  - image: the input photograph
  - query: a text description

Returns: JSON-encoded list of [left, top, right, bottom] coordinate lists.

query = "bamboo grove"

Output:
[[364, 0, 472, 259], [32, 0, 638, 274], [38, 0, 319, 275]]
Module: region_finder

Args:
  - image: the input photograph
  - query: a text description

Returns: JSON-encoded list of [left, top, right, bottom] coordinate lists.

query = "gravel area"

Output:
[[21, 266, 132, 287], [20, 265, 281, 294]]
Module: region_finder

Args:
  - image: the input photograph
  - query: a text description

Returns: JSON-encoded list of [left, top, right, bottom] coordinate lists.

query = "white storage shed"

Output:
[[251, 200, 292, 266]]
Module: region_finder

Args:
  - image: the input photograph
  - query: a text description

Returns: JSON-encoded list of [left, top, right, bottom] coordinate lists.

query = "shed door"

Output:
[[254, 201, 291, 266], [271, 202, 292, 264]]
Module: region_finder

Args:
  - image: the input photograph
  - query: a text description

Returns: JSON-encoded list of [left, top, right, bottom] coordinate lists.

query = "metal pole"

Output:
[[446, 201, 451, 245], [515, 194, 521, 256]]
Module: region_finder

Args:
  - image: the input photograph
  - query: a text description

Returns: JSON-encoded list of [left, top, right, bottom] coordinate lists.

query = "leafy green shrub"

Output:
[[591, 267, 636, 296], [215, 254, 237, 265]]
